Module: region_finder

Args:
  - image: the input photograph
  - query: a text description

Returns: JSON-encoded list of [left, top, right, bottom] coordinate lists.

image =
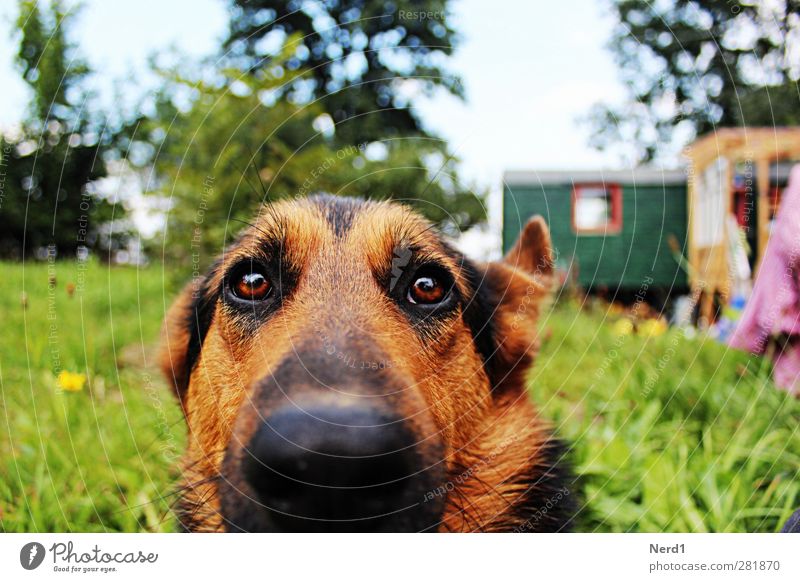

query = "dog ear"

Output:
[[159, 277, 216, 404], [503, 215, 554, 279], [465, 216, 554, 398]]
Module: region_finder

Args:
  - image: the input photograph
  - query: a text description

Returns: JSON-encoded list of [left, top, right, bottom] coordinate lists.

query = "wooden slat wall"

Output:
[[685, 127, 800, 316]]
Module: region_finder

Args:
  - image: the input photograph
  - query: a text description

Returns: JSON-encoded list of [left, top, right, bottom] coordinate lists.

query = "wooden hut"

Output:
[[685, 128, 800, 322]]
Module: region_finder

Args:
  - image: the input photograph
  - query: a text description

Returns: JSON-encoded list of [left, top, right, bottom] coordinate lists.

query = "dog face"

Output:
[[160, 195, 568, 532]]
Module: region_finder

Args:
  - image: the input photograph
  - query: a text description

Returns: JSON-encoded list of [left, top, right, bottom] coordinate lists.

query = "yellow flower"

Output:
[[57, 370, 86, 392], [639, 318, 667, 337], [612, 318, 634, 336]]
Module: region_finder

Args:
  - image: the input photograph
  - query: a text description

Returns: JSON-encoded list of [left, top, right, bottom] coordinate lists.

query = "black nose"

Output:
[[242, 405, 418, 531]]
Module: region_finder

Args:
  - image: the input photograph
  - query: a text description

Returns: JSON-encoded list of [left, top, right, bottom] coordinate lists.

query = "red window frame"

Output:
[[571, 183, 623, 235]]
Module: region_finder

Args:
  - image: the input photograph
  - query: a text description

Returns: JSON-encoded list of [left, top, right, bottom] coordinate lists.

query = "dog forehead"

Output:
[[234, 196, 443, 266]]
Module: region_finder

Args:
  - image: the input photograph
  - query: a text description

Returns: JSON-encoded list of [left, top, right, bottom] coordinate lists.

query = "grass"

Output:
[[0, 260, 798, 532], [532, 297, 800, 532], [0, 259, 184, 532]]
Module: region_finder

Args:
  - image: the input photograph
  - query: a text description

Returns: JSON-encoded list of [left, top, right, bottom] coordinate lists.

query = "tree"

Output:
[[216, 1, 484, 248], [588, 0, 800, 163], [224, 0, 462, 145], [0, 0, 126, 259], [142, 45, 485, 268]]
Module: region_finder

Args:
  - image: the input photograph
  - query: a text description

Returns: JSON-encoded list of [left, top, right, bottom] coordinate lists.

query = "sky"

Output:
[[0, 0, 628, 257]]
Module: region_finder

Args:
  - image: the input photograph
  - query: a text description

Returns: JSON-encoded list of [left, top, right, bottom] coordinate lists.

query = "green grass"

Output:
[[0, 260, 184, 532], [0, 261, 798, 532], [532, 298, 800, 532]]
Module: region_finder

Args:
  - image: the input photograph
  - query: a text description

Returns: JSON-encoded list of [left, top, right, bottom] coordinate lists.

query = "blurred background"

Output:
[[1, 0, 797, 263], [1, 0, 799, 533], [0, 0, 653, 263]]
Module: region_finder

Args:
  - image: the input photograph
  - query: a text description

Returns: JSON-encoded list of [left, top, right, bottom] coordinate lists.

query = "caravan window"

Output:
[[572, 183, 622, 234]]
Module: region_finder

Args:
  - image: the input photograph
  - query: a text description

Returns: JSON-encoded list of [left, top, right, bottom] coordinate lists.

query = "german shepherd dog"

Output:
[[159, 195, 573, 532]]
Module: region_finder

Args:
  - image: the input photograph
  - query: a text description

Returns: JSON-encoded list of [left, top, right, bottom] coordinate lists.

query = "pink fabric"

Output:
[[773, 340, 800, 392], [729, 165, 800, 394]]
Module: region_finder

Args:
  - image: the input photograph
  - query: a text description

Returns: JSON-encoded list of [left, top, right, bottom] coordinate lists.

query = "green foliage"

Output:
[[0, 0, 129, 259], [0, 260, 183, 532], [533, 300, 800, 532], [588, 0, 800, 162], [225, 0, 462, 145], [136, 0, 484, 267], [142, 49, 485, 269]]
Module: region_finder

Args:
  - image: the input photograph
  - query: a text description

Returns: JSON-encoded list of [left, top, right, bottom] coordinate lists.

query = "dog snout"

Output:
[[242, 405, 418, 531]]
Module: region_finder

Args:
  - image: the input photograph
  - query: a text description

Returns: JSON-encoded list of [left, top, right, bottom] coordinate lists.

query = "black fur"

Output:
[[511, 439, 576, 532], [312, 194, 361, 236], [459, 258, 502, 384]]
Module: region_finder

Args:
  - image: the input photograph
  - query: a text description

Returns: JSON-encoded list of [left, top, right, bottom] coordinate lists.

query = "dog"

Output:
[[159, 194, 573, 532]]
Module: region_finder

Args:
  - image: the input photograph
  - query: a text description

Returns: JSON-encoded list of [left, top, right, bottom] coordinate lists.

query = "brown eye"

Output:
[[408, 275, 446, 305], [232, 269, 271, 301]]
